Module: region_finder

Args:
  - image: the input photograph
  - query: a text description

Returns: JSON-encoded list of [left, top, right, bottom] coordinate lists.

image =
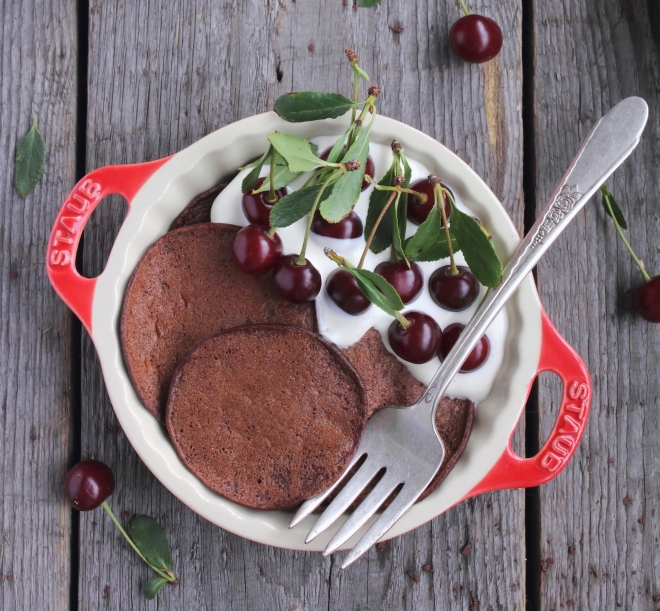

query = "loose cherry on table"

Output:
[[429, 265, 479, 311], [388, 311, 442, 364], [273, 255, 322, 303], [242, 177, 287, 225], [64, 460, 115, 511], [633, 276, 660, 323], [320, 147, 375, 191], [326, 268, 371, 315], [449, 14, 503, 64], [407, 177, 453, 225], [231, 224, 283, 275], [438, 323, 490, 372], [375, 260, 424, 305], [311, 210, 364, 239]]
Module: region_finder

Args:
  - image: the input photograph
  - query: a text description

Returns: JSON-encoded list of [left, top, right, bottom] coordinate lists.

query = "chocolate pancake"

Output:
[[342, 328, 474, 503], [166, 324, 368, 511], [120, 224, 315, 421], [169, 179, 235, 230]]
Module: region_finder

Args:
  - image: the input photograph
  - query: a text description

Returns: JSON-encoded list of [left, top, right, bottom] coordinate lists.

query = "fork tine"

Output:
[[304, 456, 382, 543], [289, 450, 366, 528], [322, 472, 400, 556], [339, 483, 422, 568]]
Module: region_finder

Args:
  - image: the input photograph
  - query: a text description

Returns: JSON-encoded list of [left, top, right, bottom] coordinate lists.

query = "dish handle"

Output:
[[466, 310, 592, 497], [46, 158, 171, 334]]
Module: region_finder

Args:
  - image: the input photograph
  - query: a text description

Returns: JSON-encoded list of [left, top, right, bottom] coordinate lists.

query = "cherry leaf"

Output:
[[450, 204, 502, 287], [349, 269, 403, 318], [268, 133, 327, 173], [129, 515, 173, 572], [15, 114, 46, 197], [270, 183, 327, 227], [364, 164, 397, 253], [319, 117, 372, 222], [143, 578, 167, 600], [404, 205, 460, 262], [356, 0, 382, 6], [274, 92, 357, 123], [600, 184, 628, 229], [241, 148, 269, 194]]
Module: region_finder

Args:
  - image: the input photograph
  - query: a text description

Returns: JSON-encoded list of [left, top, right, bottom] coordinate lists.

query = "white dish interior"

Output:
[[91, 112, 542, 550]]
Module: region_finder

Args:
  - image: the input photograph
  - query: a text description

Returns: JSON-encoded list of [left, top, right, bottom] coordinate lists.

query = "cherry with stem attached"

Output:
[[242, 149, 287, 225], [602, 184, 660, 323], [64, 460, 178, 587], [449, 0, 503, 64]]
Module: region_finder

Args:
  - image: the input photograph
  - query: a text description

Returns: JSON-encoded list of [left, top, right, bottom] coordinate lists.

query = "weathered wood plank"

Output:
[[80, 1, 525, 609], [533, 0, 660, 608], [0, 0, 78, 609]]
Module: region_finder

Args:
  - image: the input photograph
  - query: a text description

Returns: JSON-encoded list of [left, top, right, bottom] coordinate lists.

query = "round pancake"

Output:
[[166, 324, 367, 511], [120, 224, 315, 421]]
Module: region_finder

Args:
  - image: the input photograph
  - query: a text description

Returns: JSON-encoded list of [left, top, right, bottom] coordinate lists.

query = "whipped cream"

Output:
[[211, 136, 508, 404]]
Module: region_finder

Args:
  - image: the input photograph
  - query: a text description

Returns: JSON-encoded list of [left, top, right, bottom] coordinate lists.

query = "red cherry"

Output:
[[64, 460, 115, 511], [231, 224, 283, 275], [449, 14, 503, 64], [326, 268, 371, 315], [429, 265, 479, 311], [439, 323, 490, 372], [311, 211, 364, 239], [388, 311, 442, 364], [407, 178, 453, 225], [375, 260, 424, 305], [633, 276, 660, 323], [242, 177, 287, 226], [320, 147, 375, 191], [273, 255, 322, 303]]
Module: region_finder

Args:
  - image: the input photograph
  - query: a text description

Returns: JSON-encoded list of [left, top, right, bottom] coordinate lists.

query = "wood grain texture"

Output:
[[0, 0, 77, 609], [532, 0, 660, 608], [79, 1, 525, 609]]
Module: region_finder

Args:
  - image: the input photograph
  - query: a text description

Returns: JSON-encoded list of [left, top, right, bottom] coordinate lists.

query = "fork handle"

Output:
[[422, 96, 648, 418]]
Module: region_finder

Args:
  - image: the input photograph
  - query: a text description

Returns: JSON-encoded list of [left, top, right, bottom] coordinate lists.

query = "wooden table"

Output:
[[2, 1, 659, 609]]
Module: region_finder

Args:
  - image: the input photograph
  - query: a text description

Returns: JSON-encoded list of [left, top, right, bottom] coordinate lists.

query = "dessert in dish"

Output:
[[166, 325, 367, 511], [120, 223, 315, 421]]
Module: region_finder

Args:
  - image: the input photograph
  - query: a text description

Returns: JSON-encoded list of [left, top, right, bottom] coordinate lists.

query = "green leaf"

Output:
[[354, 64, 370, 81], [356, 0, 382, 6], [274, 92, 357, 123], [270, 183, 326, 227], [450, 204, 503, 288], [364, 165, 397, 254], [241, 148, 269, 194], [319, 117, 373, 222], [357, 269, 405, 310], [404, 205, 459, 262], [15, 114, 46, 197], [143, 578, 167, 600], [348, 269, 400, 317], [268, 133, 326, 173], [600, 184, 628, 229], [129, 515, 173, 572], [391, 193, 406, 261], [326, 128, 352, 164]]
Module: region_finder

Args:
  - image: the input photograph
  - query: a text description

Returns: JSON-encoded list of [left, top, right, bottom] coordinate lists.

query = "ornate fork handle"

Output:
[[422, 96, 648, 418]]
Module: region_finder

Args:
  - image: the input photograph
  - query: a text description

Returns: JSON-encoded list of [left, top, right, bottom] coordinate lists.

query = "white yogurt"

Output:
[[211, 137, 508, 404]]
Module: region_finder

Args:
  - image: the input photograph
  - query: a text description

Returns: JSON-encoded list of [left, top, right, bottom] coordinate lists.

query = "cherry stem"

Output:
[[434, 183, 458, 275], [395, 311, 411, 330], [301, 168, 324, 189], [603, 187, 651, 282], [266, 225, 277, 238], [359, 190, 397, 269], [458, 0, 470, 16], [351, 65, 359, 126], [101, 501, 176, 583], [348, 94, 376, 148], [365, 176, 427, 202], [266, 147, 277, 203], [298, 173, 336, 265]]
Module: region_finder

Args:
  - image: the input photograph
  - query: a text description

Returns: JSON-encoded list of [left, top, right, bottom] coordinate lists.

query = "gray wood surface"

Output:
[[532, 0, 660, 609], [78, 1, 525, 610], [0, 0, 77, 609]]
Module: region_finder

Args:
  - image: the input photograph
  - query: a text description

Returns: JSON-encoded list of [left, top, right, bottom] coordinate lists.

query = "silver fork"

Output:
[[290, 96, 649, 568]]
